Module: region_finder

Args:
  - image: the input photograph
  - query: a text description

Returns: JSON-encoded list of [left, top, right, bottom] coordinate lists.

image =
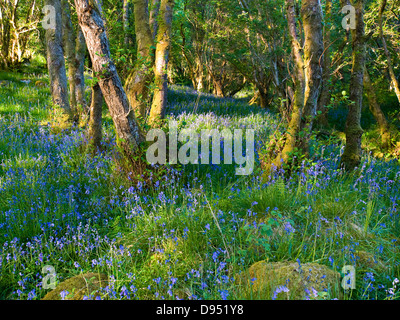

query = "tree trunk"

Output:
[[316, 0, 332, 129], [340, 0, 366, 171], [123, 0, 134, 49], [258, 86, 268, 108], [45, 0, 73, 120], [194, 54, 204, 92], [213, 79, 225, 98], [88, 80, 103, 152], [61, 0, 78, 112], [74, 27, 87, 114], [298, 0, 324, 153], [124, 0, 154, 120], [149, 0, 161, 40], [363, 68, 391, 149], [74, 0, 143, 158], [269, 0, 305, 170], [148, 0, 174, 127], [378, 0, 400, 104]]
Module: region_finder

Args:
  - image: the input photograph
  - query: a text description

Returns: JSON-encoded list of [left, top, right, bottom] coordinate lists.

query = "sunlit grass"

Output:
[[0, 75, 399, 300]]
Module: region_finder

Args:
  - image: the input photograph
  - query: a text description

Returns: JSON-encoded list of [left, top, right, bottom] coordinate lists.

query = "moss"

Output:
[[236, 261, 342, 300], [42, 272, 108, 300]]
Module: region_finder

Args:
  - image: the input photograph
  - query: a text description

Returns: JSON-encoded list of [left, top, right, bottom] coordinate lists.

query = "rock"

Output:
[[237, 260, 342, 300], [42, 272, 109, 300]]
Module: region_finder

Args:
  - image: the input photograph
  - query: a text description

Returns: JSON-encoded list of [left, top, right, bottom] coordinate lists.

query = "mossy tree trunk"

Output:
[[45, 0, 73, 120], [269, 0, 323, 170], [149, 0, 161, 40], [124, 0, 155, 120], [74, 0, 143, 158], [61, 0, 77, 112], [340, 0, 366, 171], [363, 68, 391, 150], [270, 0, 304, 169], [298, 0, 324, 153], [88, 79, 103, 152], [148, 0, 174, 127]]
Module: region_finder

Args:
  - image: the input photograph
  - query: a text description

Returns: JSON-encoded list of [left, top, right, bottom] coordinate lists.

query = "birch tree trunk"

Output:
[[148, 0, 174, 127], [88, 80, 103, 152], [75, 27, 87, 113], [298, 0, 324, 153], [74, 0, 143, 158], [124, 0, 154, 120], [45, 0, 73, 120], [340, 0, 366, 171], [61, 0, 77, 111]]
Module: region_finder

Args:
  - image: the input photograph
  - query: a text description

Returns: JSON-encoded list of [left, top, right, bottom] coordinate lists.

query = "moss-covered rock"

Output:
[[236, 261, 342, 300], [42, 272, 108, 300]]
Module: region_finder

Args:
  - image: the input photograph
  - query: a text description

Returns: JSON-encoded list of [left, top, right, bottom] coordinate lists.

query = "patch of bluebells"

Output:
[[1, 85, 400, 301]]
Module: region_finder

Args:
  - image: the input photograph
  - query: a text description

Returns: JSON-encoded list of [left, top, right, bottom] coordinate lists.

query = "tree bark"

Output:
[[45, 0, 73, 120], [74, 0, 143, 158], [148, 0, 174, 127], [257, 86, 268, 109], [298, 0, 324, 153], [61, 0, 78, 112], [124, 0, 154, 120], [74, 27, 87, 113], [88, 80, 103, 151], [265, 0, 324, 175], [363, 68, 391, 149], [269, 0, 305, 170], [340, 0, 366, 171], [123, 0, 134, 49], [149, 0, 161, 40]]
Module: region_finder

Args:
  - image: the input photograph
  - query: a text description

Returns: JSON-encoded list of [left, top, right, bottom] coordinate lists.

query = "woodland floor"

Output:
[[0, 72, 400, 300]]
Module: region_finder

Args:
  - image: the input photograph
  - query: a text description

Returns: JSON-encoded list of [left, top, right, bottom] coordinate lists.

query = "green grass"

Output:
[[0, 72, 400, 300]]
